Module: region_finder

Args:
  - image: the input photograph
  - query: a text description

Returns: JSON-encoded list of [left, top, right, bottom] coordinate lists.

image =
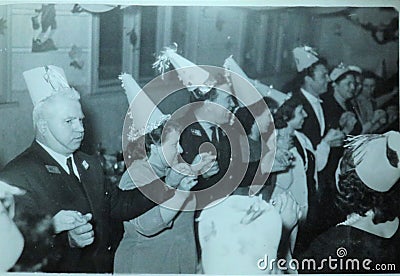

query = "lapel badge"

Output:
[[191, 129, 202, 137], [82, 160, 90, 170], [45, 165, 61, 174]]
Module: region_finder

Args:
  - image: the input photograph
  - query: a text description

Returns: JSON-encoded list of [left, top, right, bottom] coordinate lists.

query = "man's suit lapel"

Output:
[[73, 153, 97, 215], [31, 141, 73, 184], [191, 122, 210, 142], [31, 141, 96, 215], [295, 91, 322, 147]]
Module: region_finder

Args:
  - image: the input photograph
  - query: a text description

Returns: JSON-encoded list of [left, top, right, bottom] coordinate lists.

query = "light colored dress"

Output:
[[113, 159, 197, 274], [271, 131, 317, 222]]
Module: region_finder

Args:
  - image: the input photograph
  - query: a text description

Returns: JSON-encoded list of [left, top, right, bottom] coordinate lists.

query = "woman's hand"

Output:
[[178, 176, 198, 191], [270, 192, 301, 231], [271, 148, 294, 172], [191, 152, 217, 175], [165, 163, 194, 188]]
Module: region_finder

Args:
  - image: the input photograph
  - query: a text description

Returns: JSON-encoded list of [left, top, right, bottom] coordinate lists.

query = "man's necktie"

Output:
[[66, 157, 80, 182]]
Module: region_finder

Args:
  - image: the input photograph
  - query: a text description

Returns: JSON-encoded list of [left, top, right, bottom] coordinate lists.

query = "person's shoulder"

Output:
[[2, 144, 40, 171]]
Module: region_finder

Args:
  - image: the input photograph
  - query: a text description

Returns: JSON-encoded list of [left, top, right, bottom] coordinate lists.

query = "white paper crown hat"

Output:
[[292, 46, 319, 72], [153, 44, 214, 93], [223, 56, 290, 107], [330, 62, 360, 82], [197, 195, 282, 274], [119, 73, 170, 141], [23, 65, 76, 106], [345, 131, 400, 192]]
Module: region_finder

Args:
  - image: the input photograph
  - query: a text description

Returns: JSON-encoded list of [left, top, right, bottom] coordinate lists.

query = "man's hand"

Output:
[[201, 160, 220, 179], [52, 210, 89, 234], [339, 111, 357, 135], [67, 213, 94, 248], [323, 128, 345, 147], [191, 152, 217, 175]]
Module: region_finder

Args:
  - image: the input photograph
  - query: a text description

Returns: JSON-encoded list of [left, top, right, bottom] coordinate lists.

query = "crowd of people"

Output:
[[0, 44, 399, 274]]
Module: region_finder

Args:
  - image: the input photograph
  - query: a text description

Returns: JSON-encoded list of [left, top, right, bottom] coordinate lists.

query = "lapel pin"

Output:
[[45, 165, 61, 174], [82, 160, 90, 170], [191, 129, 202, 137]]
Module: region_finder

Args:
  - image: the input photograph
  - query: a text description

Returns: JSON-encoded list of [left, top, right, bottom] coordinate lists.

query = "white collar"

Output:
[[36, 140, 74, 174], [198, 120, 216, 140], [301, 88, 323, 103]]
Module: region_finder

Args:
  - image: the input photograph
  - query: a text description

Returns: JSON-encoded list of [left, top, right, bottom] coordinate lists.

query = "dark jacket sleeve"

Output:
[[108, 178, 175, 221]]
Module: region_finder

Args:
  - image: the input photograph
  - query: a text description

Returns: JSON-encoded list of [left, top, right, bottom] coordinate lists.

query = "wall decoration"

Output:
[[0, 17, 7, 35], [314, 7, 399, 45], [31, 4, 58, 52], [127, 27, 138, 49], [68, 45, 84, 69], [71, 4, 117, 14]]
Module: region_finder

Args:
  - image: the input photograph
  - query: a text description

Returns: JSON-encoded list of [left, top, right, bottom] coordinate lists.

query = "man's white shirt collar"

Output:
[[198, 121, 215, 141], [301, 88, 323, 103], [36, 140, 80, 179], [300, 88, 325, 136]]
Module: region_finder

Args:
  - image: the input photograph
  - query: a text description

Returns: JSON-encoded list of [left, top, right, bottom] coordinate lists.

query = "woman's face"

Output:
[[287, 105, 307, 130], [157, 129, 183, 167], [334, 74, 356, 100], [362, 78, 376, 98]]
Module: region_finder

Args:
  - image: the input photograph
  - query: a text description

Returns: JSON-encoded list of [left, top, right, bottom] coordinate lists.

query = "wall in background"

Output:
[[314, 7, 398, 77], [0, 5, 398, 168]]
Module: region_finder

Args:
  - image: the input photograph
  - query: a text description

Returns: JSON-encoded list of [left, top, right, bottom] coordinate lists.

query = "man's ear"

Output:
[[304, 75, 313, 84], [36, 119, 48, 135]]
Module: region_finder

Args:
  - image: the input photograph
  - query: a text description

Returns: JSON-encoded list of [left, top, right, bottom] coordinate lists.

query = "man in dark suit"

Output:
[[179, 83, 242, 209], [0, 66, 174, 273], [289, 47, 345, 254]]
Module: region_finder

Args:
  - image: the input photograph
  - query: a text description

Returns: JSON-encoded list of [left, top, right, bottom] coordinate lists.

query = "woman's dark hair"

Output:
[[235, 97, 277, 135], [336, 149, 400, 224], [273, 96, 303, 129], [125, 120, 181, 167], [362, 70, 378, 81]]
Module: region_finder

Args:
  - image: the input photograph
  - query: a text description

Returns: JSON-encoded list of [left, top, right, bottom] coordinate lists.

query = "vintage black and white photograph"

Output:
[[0, 0, 399, 274]]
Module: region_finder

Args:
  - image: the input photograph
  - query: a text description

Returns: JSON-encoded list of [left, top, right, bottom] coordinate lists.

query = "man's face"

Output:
[[208, 85, 235, 125], [42, 97, 85, 156], [334, 74, 356, 100], [307, 64, 330, 97], [362, 78, 376, 98]]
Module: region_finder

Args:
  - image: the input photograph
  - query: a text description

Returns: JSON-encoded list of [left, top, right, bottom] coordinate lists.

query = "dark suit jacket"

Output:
[[0, 141, 174, 273], [292, 89, 324, 149], [180, 116, 247, 208]]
